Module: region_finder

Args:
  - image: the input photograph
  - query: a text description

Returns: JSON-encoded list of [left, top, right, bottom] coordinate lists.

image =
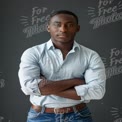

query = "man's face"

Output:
[[47, 14, 80, 44]]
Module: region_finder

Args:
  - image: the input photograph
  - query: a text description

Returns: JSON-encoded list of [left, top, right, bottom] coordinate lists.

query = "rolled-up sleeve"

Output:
[[75, 52, 106, 101], [18, 48, 41, 96]]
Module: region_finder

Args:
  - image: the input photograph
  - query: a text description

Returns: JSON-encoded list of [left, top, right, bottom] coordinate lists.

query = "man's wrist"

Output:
[[74, 78, 85, 86], [39, 76, 48, 88]]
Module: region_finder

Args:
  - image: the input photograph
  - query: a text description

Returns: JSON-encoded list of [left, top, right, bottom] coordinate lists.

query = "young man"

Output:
[[18, 10, 106, 122]]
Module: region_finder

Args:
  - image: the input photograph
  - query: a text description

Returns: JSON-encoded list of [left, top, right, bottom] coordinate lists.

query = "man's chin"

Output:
[[57, 40, 71, 43]]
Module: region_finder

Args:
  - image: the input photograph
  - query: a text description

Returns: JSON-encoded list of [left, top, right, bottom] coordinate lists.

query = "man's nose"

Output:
[[59, 25, 67, 32]]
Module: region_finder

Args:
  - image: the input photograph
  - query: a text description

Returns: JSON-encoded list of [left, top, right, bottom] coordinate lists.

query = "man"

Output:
[[18, 10, 106, 122]]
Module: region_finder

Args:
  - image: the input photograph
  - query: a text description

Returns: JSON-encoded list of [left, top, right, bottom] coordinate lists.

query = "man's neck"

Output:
[[52, 40, 74, 59], [52, 41, 74, 52]]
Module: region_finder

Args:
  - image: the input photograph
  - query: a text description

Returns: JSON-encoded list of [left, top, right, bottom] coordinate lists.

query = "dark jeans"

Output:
[[27, 106, 93, 122]]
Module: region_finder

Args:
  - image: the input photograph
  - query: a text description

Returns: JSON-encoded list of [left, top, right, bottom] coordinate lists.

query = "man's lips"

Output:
[[57, 34, 68, 37], [58, 35, 66, 37]]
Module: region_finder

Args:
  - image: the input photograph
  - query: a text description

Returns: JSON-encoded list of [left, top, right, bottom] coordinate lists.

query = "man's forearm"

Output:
[[39, 78, 85, 95], [54, 88, 81, 100]]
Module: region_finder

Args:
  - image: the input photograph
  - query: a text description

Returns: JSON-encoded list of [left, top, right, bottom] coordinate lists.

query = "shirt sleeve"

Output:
[[18, 47, 42, 96], [75, 51, 106, 101]]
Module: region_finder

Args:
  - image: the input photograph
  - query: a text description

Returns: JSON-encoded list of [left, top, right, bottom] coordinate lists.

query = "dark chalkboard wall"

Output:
[[1, 0, 122, 122]]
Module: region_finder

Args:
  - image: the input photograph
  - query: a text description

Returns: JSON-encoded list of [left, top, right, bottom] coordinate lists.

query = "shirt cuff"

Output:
[[21, 79, 41, 96], [74, 85, 88, 100]]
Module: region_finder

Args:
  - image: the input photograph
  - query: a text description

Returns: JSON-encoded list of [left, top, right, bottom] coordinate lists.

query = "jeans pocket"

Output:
[[75, 107, 92, 119], [27, 107, 41, 119]]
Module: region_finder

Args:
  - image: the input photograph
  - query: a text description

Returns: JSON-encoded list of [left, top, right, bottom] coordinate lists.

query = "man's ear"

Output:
[[46, 24, 50, 32], [76, 25, 80, 32]]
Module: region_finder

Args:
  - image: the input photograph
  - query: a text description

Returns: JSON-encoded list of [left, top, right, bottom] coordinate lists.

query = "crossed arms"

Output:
[[39, 77, 85, 100], [18, 48, 106, 101]]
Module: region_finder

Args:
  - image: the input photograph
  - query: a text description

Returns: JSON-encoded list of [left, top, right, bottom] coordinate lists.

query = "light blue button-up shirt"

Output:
[[18, 39, 106, 108]]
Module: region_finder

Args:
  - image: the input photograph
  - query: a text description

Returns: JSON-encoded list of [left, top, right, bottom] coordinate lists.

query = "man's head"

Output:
[[47, 10, 80, 45], [48, 10, 79, 24]]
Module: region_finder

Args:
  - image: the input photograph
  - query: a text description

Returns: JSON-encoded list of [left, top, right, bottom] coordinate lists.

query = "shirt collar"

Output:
[[47, 39, 54, 50], [72, 41, 80, 51], [46, 39, 80, 51]]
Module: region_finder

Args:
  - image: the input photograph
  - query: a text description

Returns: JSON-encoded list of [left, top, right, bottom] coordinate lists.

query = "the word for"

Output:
[[32, 7, 47, 17], [110, 48, 122, 66], [98, 0, 113, 8], [110, 48, 122, 58]]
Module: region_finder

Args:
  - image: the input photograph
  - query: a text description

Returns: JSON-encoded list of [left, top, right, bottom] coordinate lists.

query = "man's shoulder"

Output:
[[25, 42, 47, 52], [21, 42, 48, 58], [78, 43, 96, 53], [77, 43, 101, 59]]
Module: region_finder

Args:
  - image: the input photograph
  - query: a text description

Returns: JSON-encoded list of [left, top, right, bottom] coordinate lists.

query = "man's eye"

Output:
[[67, 24, 74, 27], [53, 23, 61, 27]]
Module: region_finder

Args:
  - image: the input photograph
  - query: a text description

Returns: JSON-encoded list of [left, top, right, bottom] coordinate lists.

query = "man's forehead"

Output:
[[50, 14, 76, 23]]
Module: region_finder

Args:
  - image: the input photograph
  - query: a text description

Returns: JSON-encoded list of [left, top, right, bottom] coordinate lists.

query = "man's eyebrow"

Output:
[[53, 21, 74, 24], [53, 21, 61, 23]]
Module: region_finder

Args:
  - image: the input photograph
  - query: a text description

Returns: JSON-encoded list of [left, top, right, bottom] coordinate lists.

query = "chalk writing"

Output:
[[110, 107, 122, 122], [20, 7, 54, 38], [88, 0, 122, 29], [0, 116, 14, 122], [0, 116, 4, 122], [114, 118, 122, 122], [23, 23, 47, 38], [110, 48, 122, 66], [0, 72, 5, 88], [106, 65, 122, 79], [101, 48, 122, 79]]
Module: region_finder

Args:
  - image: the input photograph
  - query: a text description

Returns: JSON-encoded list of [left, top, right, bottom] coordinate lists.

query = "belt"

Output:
[[31, 103, 86, 114]]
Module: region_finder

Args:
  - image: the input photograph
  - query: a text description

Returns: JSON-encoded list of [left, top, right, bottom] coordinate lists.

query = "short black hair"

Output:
[[48, 10, 79, 24]]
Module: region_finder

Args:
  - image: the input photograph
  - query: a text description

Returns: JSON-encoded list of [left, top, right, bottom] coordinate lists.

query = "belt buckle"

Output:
[[54, 107, 70, 114], [54, 108, 64, 114]]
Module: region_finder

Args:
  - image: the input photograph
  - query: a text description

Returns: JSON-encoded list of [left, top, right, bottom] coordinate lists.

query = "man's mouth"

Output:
[[57, 34, 67, 38]]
